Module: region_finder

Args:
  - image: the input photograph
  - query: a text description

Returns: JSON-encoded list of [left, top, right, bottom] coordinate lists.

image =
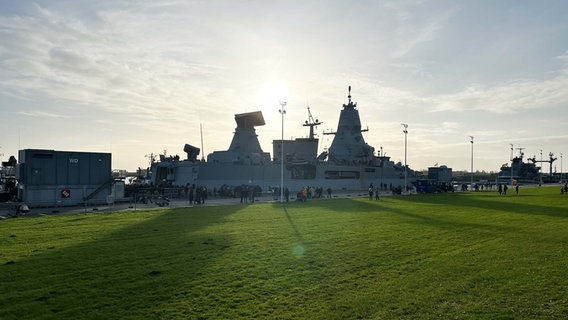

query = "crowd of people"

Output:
[[127, 183, 347, 205], [129, 179, 547, 207], [126, 180, 420, 207], [271, 186, 332, 202]]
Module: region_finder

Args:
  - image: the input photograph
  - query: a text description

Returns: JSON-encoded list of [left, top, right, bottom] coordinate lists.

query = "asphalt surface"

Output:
[[0, 190, 375, 219], [4, 184, 557, 219]]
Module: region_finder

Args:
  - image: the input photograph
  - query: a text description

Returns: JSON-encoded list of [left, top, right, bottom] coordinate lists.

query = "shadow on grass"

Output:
[[276, 196, 517, 235], [271, 196, 377, 214], [0, 205, 244, 319], [393, 191, 568, 219], [283, 206, 305, 244]]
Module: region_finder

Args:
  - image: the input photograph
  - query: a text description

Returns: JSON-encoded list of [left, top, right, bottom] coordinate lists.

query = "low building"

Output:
[[17, 149, 118, 207], [428, 165, 453, 182]]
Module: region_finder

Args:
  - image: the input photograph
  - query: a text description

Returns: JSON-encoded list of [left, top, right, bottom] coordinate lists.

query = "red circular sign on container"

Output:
[[61, 189, 71, 199]]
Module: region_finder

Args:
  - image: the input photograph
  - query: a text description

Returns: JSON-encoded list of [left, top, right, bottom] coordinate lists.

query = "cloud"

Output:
[[428, 71, 568, 114], [385, 2, 459, 58], [18, 110, 73, 119], [558, 51, 568, 72], [48, 47, 95, 72], [0, 3, 231, 135]]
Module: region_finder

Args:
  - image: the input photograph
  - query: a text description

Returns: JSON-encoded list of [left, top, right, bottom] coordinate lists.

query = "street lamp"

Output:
[[380, 146, 383, 192], [510, 144, 514, 185], [279, 101, 287, 202], [540, 149, 543, 185], [401, 123, 408, 194], [470, 136, 474, 191]]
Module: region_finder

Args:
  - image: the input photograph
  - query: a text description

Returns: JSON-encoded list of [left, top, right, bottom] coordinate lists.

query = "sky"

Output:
[[1, 0, 567, 173]]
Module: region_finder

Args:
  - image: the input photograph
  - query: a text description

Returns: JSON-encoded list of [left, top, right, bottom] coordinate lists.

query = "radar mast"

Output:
[[303, 105, 322, 140]]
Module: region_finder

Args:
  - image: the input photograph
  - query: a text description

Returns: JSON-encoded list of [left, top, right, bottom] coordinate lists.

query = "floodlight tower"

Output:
[[470, 136, 474, 191], [401, 123, 408, 193], [540, 149, 543, 184], [561, 153, 563, 183], [510, 144, 514, 185], [279, 101, 287, 202]]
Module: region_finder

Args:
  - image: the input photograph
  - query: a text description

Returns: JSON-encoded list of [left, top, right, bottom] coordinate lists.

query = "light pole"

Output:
[[279, 101, 287, 202], [401, 123, 408, 194], [510, 144, 514, 185], [470, 136, 474, 191], [561, 153, 563, 183], [540, 149, 543, 184], [380, 146, 383, 192]]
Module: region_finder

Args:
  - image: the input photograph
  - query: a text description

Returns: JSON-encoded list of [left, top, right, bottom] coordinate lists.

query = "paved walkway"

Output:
[[10, 184, 553, 219], [0, 190, 377, 219]]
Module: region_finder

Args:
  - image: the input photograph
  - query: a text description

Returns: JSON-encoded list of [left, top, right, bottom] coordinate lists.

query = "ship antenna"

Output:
[[200, 123, 205, 161], [348, 85, 352, 104], [510, 144, 514, 161], [303, 103, 322, 139]]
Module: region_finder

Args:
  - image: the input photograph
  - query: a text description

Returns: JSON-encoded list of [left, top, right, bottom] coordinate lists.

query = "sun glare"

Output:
[[256, 81, 290, 110]]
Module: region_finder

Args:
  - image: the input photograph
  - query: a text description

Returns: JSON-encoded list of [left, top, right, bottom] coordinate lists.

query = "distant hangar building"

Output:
[[428, 165, 453, 182], [17, 149, 118, 207]]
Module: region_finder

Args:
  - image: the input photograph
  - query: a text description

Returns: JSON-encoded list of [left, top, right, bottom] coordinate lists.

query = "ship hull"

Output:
[[153, 160, 412, 192]]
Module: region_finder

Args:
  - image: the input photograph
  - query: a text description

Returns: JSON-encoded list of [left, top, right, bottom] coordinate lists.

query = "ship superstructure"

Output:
[[207, 111, 271, 165], [151, 87, 415, 192], [497, 146, 558, 184], [326, 86, 374, 165], [497, 156, 538, 184]]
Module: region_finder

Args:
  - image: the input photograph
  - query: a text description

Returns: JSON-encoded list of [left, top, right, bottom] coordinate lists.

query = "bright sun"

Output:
[[255, 81, 290, 110]]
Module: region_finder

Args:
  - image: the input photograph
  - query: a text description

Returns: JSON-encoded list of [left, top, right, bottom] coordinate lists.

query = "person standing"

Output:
[[201, 186, 207, 204], [195, 186, 201, 204], [240, 185, 246, 204], [189, 185, 194, 204]]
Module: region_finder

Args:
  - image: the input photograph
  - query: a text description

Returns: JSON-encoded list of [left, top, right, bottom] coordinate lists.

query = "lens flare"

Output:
[[293, 244, 305, 258]]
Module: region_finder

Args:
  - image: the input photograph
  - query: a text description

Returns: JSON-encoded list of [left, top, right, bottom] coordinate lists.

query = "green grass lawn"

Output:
[[1, 187, 568, 319]]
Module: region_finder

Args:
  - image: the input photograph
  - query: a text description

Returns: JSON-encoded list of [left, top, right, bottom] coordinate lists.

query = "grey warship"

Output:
[[151, 87, 416, 192], [496, 147, 557, 184]]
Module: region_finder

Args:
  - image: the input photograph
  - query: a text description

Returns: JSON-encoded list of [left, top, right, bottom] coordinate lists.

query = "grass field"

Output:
[[1, 186, 568, 319]]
